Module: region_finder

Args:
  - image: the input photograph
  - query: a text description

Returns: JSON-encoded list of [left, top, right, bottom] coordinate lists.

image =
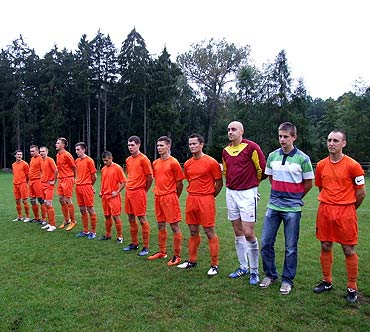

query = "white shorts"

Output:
[[226, 187, 258, 222]]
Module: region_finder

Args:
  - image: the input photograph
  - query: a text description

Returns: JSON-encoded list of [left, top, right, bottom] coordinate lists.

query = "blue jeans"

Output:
[[260, 208, 301, 285]]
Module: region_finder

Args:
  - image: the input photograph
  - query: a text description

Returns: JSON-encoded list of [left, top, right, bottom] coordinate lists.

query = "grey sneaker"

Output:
[[259, 277, 278, 289], [138, 247, 149, 256], [280, 282, 292, 295], [249, 272, 260, 285]]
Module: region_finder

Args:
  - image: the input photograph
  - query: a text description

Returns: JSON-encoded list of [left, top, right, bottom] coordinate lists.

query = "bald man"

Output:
[[222, 121, 267, 285]]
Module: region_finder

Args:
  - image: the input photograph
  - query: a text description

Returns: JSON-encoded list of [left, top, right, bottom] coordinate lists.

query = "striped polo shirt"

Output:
[[265, 147, 314, 212]]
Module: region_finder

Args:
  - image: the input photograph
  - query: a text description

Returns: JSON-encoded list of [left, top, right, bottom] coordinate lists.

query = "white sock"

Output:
[[246, 238, 259, 272], [235, 236, 249, 270]]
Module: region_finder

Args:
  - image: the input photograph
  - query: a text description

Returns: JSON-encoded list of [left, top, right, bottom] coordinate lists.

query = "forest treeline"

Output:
[[1, 28, 370, 168]]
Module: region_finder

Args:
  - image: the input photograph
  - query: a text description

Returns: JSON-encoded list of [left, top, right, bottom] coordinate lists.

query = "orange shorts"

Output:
[[185, 194, 216, 227], [29, 179, 43, 198], [124, 189, 147, 216], [102, 194, 122, 216], [76, 185, 95, 207], [57, 177, 74, 197], [13, 183, 28, 200], [42, 182, 55, 201], [316, 203, 358, 245], [155, 193, 182, 223]]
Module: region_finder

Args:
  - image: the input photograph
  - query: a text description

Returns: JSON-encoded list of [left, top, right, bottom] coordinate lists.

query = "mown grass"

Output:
[[1, 171, 370, 332]]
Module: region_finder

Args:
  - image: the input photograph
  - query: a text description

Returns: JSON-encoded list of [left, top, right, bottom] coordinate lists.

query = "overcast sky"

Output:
[[1, 0, 369, 99]]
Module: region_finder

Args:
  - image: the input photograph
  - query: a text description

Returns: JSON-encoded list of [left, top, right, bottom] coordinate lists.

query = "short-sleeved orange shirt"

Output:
[[12, 160, 29, 185], [41, 157, 57, 183], [184, 155, 222, 195], [75, 156, 97, 186], [56, 150, 75, 179], [153, 156, 184, 196], [315, 155, 365, 205], [100, 162, 126, 195], [29, 155, 42, 181], [126, 153, 153, 190]]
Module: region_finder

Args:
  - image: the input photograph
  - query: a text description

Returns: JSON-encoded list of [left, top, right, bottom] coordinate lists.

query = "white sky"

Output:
[[1, 0, 369, 99]]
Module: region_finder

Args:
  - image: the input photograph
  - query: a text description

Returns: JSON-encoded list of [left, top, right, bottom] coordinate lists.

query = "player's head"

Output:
[[14, 149, 23, 160], [29, 145, 39, 156], [127, 136, 141, 156], [56, 137, 68, 151], [227, 121, 244, 144], [39, 146, 49, 158], [278, 122, 297, 137], [327, 130, 346, 155], [188, 133, 204, 156], [102, 150, 113, 166], [278, 122, 297, 153], [75, 142, 87, 158], [157, 136, 172, 157]]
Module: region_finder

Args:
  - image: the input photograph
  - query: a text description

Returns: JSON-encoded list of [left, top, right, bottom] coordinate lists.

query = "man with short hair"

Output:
[[123, 136, 153, 256], [28, 145, 47, 224], [12, 150, 30, 222], [55, 137, 77, 231], [259, 122, 314, 295], [39, 146, 58, 232], [313, 130, 366, 303], [222, 121, 266, 284], [99, 151, 126, 243], [74, 142, 98, 240], [177, 133, 223, 276], [148, 136, 184, 266]]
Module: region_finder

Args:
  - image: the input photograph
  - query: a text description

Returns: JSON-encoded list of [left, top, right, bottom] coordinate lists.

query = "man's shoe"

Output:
[[59, 220, 70, 229], [98, 235, 112, 240], [167, 256, 181, 266], [280, 282, 292, 295], [249, 272, 260, 285], [148, 252, 167, 260], [41, 224, 50, 230], [12, 217, 23, 222], [313, 281, 333, 293], [87, 232, 96, 240], [177, 261, 197, 269], [345, 288, 358, 303], [116, 238, 123, 244], [228, 267, 249, 278], [122, 243, 139, 251], [207, 265, 218, 276], [76, 231, 89, 237], [65, 222, 77, 231], [40, 220, 47, 225], [138, 247, 149, 256], [23, 217, 32, 223], [259, 277, 278, 289], [47, 226, 57, 232]]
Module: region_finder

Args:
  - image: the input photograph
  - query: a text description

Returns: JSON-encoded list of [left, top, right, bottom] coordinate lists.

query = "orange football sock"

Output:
[[345, 253, 358, 290], [129, 221, 139, 245], [158, 229, 168, 253], [208, 235, 219, 267], [320, 250, 333, 283], [105, 217, 113, 237], [173, 232, 182, 257], [188, 234, 201, 262], [142, 222, 150, 248]]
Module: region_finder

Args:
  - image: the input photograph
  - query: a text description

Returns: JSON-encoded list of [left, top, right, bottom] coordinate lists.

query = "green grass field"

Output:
[[1, 172, 370, 332]]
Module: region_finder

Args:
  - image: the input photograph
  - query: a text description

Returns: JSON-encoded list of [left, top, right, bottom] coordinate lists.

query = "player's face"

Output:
[[102, 157, 113, 166], [75, 146, 85, 158], [227, 123, 243, 143], [40, 148, 48, 159], [278, 130, 296, 153], [156, 141, 170, 156], [327, 132, 346, 155], [30, 147, 38, 157], [188, 137, 203, 155], [55, 140, 64, 151], [15, 152, 23, 161], [128, 141, 140, 156]]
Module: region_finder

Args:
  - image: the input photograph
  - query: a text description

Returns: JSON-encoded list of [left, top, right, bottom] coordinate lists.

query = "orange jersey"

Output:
[[56, 150, 75, 178], [41, 157, 57, 183], [12, 160, 29, 184], [29, 155, 42, 180], [75, 156, 97, 185], [101, 162, 126, 195], [315, 155, 365, 205], [184, 155, 222, 195], [126, 153, 153, 190], [153, 156, 184, 196]]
